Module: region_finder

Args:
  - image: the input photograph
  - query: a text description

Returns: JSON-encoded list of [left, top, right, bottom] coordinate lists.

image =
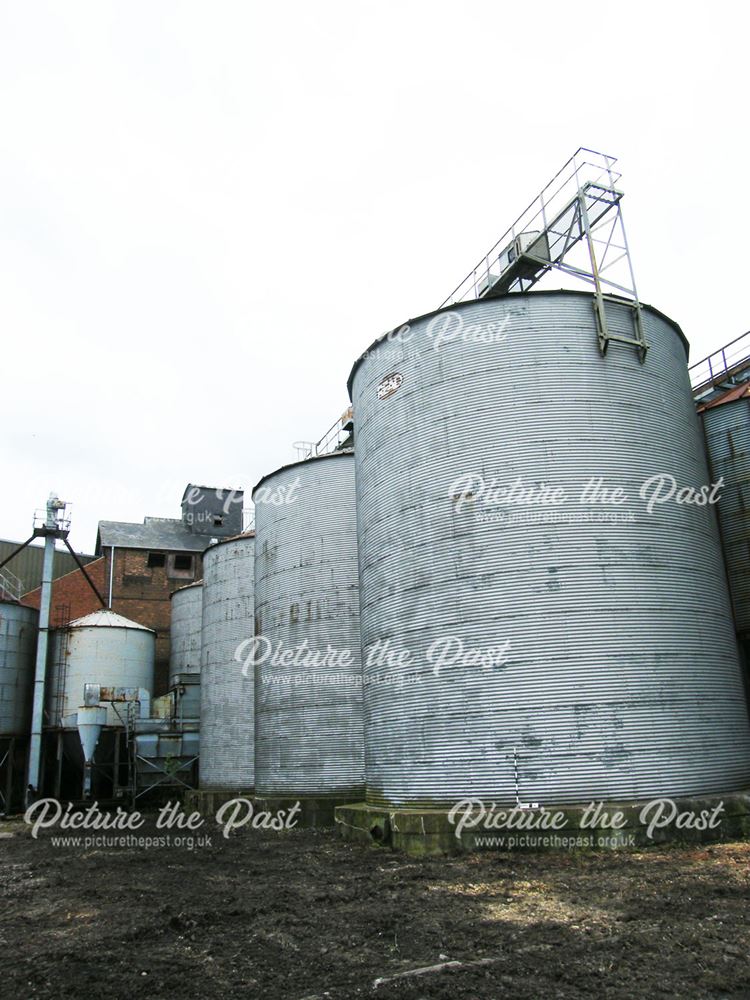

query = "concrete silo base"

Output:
[[334, 794, 750, 856], [253, 794, 365, 829], [184, 789, 255, 816], [184, 790, 359, 829]]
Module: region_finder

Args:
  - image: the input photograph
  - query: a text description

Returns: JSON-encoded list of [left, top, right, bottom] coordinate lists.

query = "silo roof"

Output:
[[200, 530, 256, 555], [697, 382, 750, 413], [170, 579, 204, 598], [252, 449, 354, 499], [346, 288, 689, 398], [67, 610, 155, 632]]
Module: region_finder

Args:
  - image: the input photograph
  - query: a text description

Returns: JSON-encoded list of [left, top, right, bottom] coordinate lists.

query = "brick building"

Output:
[[22, 485, 244, 693], [23, 556, 108, 627]]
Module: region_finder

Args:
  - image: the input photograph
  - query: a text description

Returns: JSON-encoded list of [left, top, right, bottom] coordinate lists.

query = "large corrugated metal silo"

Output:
[[170, 581, 203, 676], [702, 395, 750, 637], [349, 289, 750, 808], [0, 601, 38, 811], [199, 534, 255, 791], [0, 601, 38, 738], [47, 610, 155, 728], [252, 452, 365, 809]]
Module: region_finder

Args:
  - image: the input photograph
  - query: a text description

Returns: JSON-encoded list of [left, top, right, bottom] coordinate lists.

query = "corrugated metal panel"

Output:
[[67, 610, 154, 631], [253, 453, 365, 798], [0, 540, 96, 595], [170, 583, 203, 675], [702, 398, 750, 634], [199, 536, 255, 790], [350, 289, 750, 808], [47, 621, 155, 727], [0, 601, 38, 737]]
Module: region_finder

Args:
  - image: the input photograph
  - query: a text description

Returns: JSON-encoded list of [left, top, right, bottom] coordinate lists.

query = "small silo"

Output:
[[0, 601, 38, 810], [47, 610, 155, 728], [170, 581, 203, 676], [349, 289, 750, 809], [702, 392, 750, 641], [199, 533, 255, 791], [252, 451, 364, 819]]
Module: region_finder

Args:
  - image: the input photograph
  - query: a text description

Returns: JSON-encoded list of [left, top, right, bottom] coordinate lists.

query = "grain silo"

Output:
[[47, 610, 155, 728], [701, 393, 750, 640], [44, 610, 155, 799], [199, 533, 255, 792], [348, 290, 750, 810], [170, 581, 203, 676], [0, 601, 38, 811], [252, 451, 364, 822]]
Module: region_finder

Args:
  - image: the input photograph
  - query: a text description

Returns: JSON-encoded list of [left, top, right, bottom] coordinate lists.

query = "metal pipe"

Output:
[[108, 546, 115, 609], [27, 530, 56, 795], [0, 536, 35, 574], [62, 537, 106, 607]]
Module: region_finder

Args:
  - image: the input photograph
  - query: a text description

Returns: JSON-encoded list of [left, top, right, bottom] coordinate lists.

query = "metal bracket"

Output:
[[595, 296, 649, 363]]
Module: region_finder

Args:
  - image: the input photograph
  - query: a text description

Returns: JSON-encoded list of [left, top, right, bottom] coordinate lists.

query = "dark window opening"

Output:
[[167, 552, 195, 579], [147, 553, 166, 568]]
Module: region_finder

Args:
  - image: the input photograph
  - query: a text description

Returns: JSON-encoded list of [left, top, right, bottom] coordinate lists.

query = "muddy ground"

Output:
[[1, 815, 749, 1000]]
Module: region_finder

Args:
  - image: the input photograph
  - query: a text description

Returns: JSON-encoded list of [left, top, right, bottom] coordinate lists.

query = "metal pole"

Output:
[[62, 537, 106, 607], [108, 547, 115, 609], [0, 536, 35, 574], [4, 738, 14, 813], [27, 527, 56, 794], [113, 732, 121, 798], [54, 731, 63, 799]]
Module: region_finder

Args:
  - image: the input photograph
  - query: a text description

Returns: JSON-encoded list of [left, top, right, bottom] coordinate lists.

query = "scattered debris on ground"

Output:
[[2, 816, 749, 999]]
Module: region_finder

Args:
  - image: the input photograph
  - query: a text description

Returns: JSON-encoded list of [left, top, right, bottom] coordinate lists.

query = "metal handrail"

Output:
[[689, 331, 750, 390], [294, 407, 353, 461], [0, 567, 22, 601], [440, 147, 621, 307]]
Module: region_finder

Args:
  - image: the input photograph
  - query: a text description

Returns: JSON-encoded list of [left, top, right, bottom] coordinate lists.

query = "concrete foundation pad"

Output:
[[254, 794, 365, 828], [184, 789, 254, 817], [335, 792, 750, 856]]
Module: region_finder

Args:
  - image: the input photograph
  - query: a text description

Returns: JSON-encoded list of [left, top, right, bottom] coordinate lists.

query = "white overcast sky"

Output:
[[0, 1, 746, 552]]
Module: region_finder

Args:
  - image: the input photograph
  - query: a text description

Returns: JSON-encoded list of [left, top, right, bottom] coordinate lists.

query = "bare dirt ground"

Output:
[[1, 815, 749, 1000]]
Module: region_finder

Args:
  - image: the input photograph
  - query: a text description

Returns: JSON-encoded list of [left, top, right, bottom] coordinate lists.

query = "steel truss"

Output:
[[440, 147, 647, 362]]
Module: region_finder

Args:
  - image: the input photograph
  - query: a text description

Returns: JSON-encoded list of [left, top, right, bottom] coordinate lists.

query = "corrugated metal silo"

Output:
[[170, 581, 203, 676], [349, 289, 750, 807], [0, 601, 38, 737], [252, 452, 365, 803], [199, 534, 255, 790], [702, 395, 750, 636], [47, 610, 155, 728]]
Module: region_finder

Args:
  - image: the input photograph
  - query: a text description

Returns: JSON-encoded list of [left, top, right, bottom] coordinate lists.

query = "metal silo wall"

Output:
[[199, 536, 255, 790], [0, 602, 38, 736], [170, 583, 203, 676], [47, 626, 155, 727], [351, 290, 750, 808], [702, 398, 750, 635], [253, 454, 365, 798]]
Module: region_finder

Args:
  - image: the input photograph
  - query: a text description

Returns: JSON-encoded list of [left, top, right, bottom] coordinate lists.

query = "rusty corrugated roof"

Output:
[[697, 382, 750, 413]]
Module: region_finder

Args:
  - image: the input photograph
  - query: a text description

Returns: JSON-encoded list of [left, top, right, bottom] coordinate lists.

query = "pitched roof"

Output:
[[181, 483, 244, 502], [96, 517, 213, 553], [697, 382, 750, 413], [67, 610, 155, 632]]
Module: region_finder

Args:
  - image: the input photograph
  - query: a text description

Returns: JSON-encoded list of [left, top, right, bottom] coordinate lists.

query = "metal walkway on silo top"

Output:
[[690, 331, 750, 403], [440, 146, 648, 362]]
